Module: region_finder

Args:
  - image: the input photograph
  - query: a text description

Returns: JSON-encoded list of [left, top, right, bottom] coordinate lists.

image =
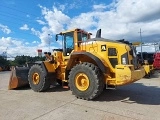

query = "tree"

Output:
[[14, 55, 28, 66], [0, 56, 9, 66], [11, 55, 46, 66], [0, 56, 10, 70]]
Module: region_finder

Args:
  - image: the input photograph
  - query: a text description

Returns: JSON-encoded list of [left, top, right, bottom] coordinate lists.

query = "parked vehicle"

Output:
[[153, 52, 160, 69]]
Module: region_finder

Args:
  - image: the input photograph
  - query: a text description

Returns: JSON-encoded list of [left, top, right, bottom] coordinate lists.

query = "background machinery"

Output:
[[153, 52, 160, 70], [131, 42, 155, 78], [137, 52, 154, 78], [9, 28, 145, 100]]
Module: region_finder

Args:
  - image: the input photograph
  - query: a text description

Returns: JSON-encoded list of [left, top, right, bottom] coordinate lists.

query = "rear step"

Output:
[[8, 66, 29, 90]]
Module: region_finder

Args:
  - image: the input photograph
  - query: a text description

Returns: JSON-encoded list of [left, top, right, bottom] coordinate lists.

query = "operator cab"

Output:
[[55, 29, 91, 56]]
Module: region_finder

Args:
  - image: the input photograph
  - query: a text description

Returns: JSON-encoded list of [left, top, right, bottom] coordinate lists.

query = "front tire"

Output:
[[68, 62, 104, 100], [28, 64, 50, 92]]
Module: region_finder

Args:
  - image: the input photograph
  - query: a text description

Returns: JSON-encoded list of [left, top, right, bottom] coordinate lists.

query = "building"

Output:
[[37, 49, 42, 57]]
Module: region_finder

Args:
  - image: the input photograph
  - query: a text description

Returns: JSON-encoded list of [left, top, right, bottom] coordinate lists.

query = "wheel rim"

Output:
[[32, 73, 40, 85], [75, 73, 89, 91]]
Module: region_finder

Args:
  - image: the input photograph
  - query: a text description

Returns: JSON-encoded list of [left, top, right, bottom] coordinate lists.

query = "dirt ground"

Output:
[[0, 71, 160, 120]]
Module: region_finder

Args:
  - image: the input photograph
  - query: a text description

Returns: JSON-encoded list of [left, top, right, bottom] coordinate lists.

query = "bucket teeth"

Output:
[[8, 66, 29, 90]]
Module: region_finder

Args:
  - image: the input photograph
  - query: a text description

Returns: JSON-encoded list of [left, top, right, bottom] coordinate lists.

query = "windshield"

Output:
[[64, 32, 74, 50], [63, 32, 74, 56], [56, 30, 89, 55]]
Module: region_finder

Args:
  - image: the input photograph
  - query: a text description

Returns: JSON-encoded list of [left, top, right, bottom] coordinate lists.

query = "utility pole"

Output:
[[138, 28, 143, 61], [48, 34, 51, 52], [5, 47, 8, 60], [154, 41, 157, 52]]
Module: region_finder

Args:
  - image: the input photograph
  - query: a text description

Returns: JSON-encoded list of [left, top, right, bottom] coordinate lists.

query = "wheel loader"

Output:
[[131, 42, 155, 78], [9, 28, 145, 100], [137, 52, 154, 78]]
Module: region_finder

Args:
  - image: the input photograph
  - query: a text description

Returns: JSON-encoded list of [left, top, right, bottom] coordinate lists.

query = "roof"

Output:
[[59, 28, 89, 34]]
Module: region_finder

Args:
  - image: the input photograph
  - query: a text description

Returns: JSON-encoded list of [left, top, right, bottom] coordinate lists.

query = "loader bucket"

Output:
[[8, 66, 29, 90]]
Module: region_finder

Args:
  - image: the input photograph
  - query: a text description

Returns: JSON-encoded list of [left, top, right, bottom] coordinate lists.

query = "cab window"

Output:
[[64, 32, 74, 55], [77, 32, 88, 42]]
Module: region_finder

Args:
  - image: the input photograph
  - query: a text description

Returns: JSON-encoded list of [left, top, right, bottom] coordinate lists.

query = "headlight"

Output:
[[121, 52, 129, 64], [122, 57, 127, 64]]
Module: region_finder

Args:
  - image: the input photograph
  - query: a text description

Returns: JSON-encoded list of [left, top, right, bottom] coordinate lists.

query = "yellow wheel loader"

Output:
[[132, 42, 155, 78], [9, 28, 145, 100], [137, 52, 155, 78]]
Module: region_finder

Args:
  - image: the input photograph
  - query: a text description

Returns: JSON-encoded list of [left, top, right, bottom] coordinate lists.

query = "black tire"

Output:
[[28, 64, 50, 92], [68, 62, 104, 100]]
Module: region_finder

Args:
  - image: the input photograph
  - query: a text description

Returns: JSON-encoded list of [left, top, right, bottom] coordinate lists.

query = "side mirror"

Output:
[[55, 34, 58, 41]]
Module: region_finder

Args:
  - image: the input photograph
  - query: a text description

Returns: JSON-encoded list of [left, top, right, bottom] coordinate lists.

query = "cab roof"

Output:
[[60, 28, 89, 34]]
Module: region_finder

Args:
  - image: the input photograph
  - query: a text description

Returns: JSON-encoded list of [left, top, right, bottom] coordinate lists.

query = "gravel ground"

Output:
[[0, 71, 160, 120]]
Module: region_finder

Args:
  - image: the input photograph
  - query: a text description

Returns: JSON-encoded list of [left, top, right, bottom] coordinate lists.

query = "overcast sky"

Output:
[[0, 0, 160, 57]]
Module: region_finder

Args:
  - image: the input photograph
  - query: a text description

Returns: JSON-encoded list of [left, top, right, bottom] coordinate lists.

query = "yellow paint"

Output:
[[143, 65, 150, 74], [143, 64, 154, 76], [32, 73, 40, 85], [115, 65, 145, 86], [132, 42, 141, 46], [42, 28, 145, 87], [43, 61, 56, 72], [75, 73, 90, 91]]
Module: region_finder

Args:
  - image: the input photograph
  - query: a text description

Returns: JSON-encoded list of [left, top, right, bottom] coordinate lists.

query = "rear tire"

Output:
[[28, 64, 50, 92], [68, 62, 104, 100]]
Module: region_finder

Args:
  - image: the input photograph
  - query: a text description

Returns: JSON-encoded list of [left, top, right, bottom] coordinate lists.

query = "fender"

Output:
[[28, 61, 55, 79], [66, 52, 107, 73]]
